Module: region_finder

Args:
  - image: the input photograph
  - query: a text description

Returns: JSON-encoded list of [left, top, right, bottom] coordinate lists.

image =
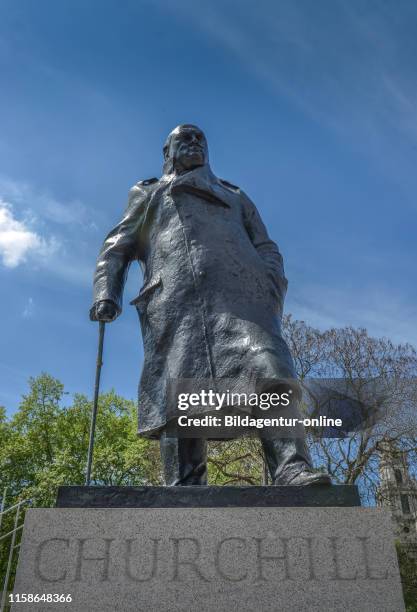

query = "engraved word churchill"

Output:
[[90, 124, 330, 486], [34, 535, 393, 584]]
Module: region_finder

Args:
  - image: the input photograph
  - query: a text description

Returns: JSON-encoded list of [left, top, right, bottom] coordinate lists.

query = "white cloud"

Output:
[[0, 201, 56, 268]]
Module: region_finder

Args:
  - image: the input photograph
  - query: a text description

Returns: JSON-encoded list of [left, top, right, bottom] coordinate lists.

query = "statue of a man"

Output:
[[90, 124, 330, 487]]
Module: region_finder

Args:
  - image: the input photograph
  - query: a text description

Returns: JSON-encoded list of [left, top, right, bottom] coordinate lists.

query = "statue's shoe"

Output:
[[275, 468, 332, 486]]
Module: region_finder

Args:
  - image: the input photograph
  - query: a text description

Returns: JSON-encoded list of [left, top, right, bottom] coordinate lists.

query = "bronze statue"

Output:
[[90, 124, 331, 487]]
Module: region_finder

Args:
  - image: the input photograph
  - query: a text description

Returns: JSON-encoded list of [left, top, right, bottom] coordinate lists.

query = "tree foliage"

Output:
[[0, 373, 162, 595], [0, 373, 162, 508], [291, 320, 417, 503]]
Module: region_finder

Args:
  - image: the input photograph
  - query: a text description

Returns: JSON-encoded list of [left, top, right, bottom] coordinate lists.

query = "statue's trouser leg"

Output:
[[260, 435, 313, 484], [256, 379, 314, 483], [160, 432, 207, 486]]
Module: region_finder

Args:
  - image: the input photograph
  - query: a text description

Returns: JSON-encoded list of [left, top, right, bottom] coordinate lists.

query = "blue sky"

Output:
[[1, 0, 417, 414]]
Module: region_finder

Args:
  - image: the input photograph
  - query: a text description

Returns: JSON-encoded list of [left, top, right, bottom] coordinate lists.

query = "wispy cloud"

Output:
[[167, 0, 417, 199], [22, 297, 35, 319], [0, 200, 57, 267], [0, 175, 94, 227], [288, 281, 417, 348]]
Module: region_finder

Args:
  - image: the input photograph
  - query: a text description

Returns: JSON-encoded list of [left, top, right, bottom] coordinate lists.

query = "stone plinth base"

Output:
[[13, 504, 404, 611], [56, 484, 360, 508]]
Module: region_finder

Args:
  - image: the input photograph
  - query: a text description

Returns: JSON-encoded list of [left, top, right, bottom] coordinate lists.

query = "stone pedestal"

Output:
[[56, 484, 360, 508], [12, 487, 405, 611]]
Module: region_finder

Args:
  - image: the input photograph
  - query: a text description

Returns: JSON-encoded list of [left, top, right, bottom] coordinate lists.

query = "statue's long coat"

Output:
[[92, 164, 298, 438]]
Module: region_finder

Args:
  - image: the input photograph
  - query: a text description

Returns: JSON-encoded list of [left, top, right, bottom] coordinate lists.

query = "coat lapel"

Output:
[[170, 166, 235, 208]]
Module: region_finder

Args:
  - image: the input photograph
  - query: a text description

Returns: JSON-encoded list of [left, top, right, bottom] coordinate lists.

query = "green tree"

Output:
[[0, 373, 162, 596], [0, 373, 162, 508]]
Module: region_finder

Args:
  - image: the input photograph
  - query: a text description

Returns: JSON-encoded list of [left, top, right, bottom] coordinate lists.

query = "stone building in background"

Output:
[[377, 440, 417, 557]]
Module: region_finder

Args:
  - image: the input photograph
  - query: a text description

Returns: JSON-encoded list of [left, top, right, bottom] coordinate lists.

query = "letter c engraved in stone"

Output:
[[35, 538, 69, 582], [215, 538, 248, 582]]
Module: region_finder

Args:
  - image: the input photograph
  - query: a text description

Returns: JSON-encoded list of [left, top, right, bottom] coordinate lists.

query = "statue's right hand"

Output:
[[93, 300, 119, 322]]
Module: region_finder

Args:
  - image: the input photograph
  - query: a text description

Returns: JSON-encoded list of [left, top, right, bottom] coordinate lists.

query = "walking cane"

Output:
[[85, 320, 106, 486]]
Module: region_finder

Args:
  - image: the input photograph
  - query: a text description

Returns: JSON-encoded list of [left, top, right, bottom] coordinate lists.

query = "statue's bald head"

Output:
[[163, 124, 209, 174]]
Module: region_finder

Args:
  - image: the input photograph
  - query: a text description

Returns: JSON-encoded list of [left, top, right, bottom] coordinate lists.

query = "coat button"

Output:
[[198, 270, 206, 278]]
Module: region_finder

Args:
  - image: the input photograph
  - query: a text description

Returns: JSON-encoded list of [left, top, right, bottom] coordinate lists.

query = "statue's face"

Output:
[[168, 126, 208, 172]]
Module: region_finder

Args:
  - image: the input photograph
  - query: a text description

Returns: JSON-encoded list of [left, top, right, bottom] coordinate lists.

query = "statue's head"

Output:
[[163, 124, 208, 174]]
